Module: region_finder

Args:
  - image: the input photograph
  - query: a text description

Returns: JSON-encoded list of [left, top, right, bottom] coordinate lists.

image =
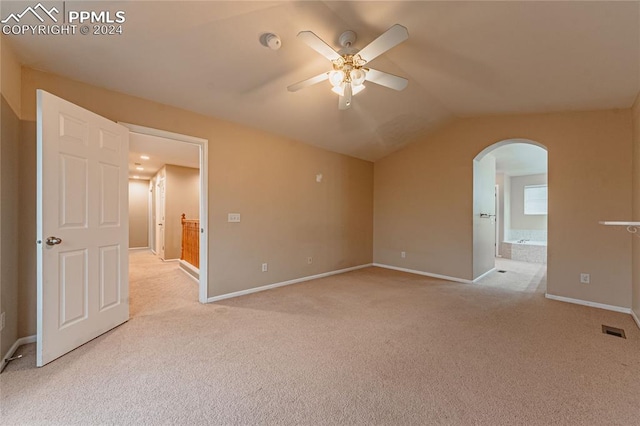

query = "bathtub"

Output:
[[501, 240, 547, 264]]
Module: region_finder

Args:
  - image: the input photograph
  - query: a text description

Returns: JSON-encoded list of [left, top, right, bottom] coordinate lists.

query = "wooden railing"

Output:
[[181, 213, 199, 268]]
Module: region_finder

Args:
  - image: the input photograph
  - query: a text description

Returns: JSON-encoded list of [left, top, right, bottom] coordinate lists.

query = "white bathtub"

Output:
[[501, 240, 547, 263]]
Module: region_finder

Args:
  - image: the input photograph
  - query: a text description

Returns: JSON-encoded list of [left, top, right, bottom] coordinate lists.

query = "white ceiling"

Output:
[[4, 1, 639, 161], [491, 142, 547, 177], [129, 132, 199, 180]]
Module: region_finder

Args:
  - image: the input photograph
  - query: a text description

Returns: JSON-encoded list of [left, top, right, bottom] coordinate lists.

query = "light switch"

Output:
[[228, 213, 241, 223]]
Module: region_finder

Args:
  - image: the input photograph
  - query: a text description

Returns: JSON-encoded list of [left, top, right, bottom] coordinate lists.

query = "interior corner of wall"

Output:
[[0, 36, 22, 119]]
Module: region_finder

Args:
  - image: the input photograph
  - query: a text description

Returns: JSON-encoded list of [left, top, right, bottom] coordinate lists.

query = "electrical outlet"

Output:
[[0, 311, 5, 332], [262, 263, 268, 272], [228, 213, 241, 223], [307, 257, 313, 264], [580, 273, 590, 284], [401, 251, 406, 258]]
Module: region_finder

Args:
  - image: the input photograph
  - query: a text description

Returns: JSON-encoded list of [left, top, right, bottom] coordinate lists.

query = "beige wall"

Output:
[[374, 110, 633, 308], [1, 37, 21, 116], [16, 68, 373, 335], [510, 174, 548, 232], [632, 94, 640, 317], [164, 165, 199, 260], [0, 37, 22, 358], [129, 180, 150, 249]]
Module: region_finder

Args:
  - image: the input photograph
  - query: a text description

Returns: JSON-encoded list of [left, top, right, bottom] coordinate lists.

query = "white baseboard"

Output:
[[162, 258, 180, 263], [473, 268, 496, 283], [545, 293, 631, 314], [179, 260, 199, 283], [631, 309, 640, 330], [128, 247, 150, 251], [207, 263, 373, 303], [1, 335, 36, 373], [373, 263, 472, 284]]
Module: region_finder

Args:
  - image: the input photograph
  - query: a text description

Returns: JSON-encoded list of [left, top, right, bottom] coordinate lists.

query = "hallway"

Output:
[[129, 250, 199, 318]]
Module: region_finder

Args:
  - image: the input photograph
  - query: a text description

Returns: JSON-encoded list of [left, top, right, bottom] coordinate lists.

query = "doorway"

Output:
[[122, 123, 209, 304], [155, 176, 166, 258], [473, 139, 548, 283]]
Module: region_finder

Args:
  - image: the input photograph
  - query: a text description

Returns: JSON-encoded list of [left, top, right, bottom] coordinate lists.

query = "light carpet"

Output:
[[1, 251, 639, 425]]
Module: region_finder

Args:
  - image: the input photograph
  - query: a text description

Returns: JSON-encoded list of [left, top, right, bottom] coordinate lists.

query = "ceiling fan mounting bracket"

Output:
[[338, 30, 357, 48]]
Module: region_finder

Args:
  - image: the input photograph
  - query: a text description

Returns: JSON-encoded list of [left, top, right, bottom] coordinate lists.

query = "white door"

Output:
[[37, 90, 129, 367], [472, 154, 496, 279], [156, 178, 165, 258]]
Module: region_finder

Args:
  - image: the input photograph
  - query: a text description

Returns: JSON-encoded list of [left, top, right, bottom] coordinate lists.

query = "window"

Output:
[[524, 184, 547, 215]]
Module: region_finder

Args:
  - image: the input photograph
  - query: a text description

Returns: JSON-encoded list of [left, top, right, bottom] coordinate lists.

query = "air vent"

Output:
[[602, 325, 626, 339]]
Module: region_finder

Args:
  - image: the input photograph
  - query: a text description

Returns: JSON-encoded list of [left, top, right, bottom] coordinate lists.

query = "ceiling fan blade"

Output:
[[365, 69, 408, 91], [339, 83, 353, 110], [357, 24, 408, 63], [338, 95, 348, 110], [287, 72, 329, 92], [298, 31, 342, 61]]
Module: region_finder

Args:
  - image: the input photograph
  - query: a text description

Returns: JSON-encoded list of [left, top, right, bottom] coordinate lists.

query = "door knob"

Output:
[[46, 237, 62, 246]]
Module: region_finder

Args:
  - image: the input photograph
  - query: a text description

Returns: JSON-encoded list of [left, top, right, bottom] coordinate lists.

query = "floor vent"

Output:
[[497, 270, 507, 273], [602, 325, 626, 339]]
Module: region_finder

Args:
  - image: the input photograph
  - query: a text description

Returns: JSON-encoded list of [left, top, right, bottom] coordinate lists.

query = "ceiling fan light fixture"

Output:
[[350, 69, 366, 86], [331, 83, 345, 96], [329, 70, 345, 87], [291, 24, 409, 109], [331, 82, 365, 97], [352, 84, 365, 95]]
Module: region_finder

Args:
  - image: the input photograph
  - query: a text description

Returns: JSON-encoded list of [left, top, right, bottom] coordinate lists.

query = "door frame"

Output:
[[120, 123, 209, 303], [473, 139, 548, 280], [155, 176, 166, 259], [495, 184, 500, 257]]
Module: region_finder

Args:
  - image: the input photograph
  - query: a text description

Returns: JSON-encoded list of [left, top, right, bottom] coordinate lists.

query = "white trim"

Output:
[[119, 123, 208, 146], [545, 293, 631, 314], [599, 221, 640, 226], [179, 259, 199, 281], [473, 267, 496, 283], [147, 179, 153, 250], [119, 123, 209, 304], [372, 263, 472, 284], [207, 264, 372, 303], [128, 247, 150, 251], [179, 266, 200, 284], [161, 258, 180, 263], [1, 335, 36, 373], [631, 309, 640, 330], [495, 184, 500, 257]]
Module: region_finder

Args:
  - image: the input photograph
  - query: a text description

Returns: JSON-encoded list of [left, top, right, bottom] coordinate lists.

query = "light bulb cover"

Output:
[[329, 70, 345, 87], [350, 69, 366, 86], [331, 83, 345, 96], [352, 84, 365, 95]]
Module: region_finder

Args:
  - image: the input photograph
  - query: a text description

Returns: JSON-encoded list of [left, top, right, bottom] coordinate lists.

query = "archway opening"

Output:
[[473, 139, 548, 292]]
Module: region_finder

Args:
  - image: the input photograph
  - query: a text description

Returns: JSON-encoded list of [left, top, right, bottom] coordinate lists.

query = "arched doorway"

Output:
[[473, 139, 548, 285]]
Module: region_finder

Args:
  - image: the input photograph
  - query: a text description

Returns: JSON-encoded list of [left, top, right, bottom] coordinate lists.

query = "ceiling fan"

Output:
[[287, 24, 409, 110]]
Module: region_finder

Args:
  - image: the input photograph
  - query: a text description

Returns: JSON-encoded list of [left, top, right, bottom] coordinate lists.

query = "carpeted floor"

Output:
[[1, 251, 639, 425], [476, 257, 547, 293]]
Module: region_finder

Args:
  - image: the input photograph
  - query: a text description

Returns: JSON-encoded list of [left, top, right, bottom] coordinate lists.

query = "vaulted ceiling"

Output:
[[4, 1, 639, 161]]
